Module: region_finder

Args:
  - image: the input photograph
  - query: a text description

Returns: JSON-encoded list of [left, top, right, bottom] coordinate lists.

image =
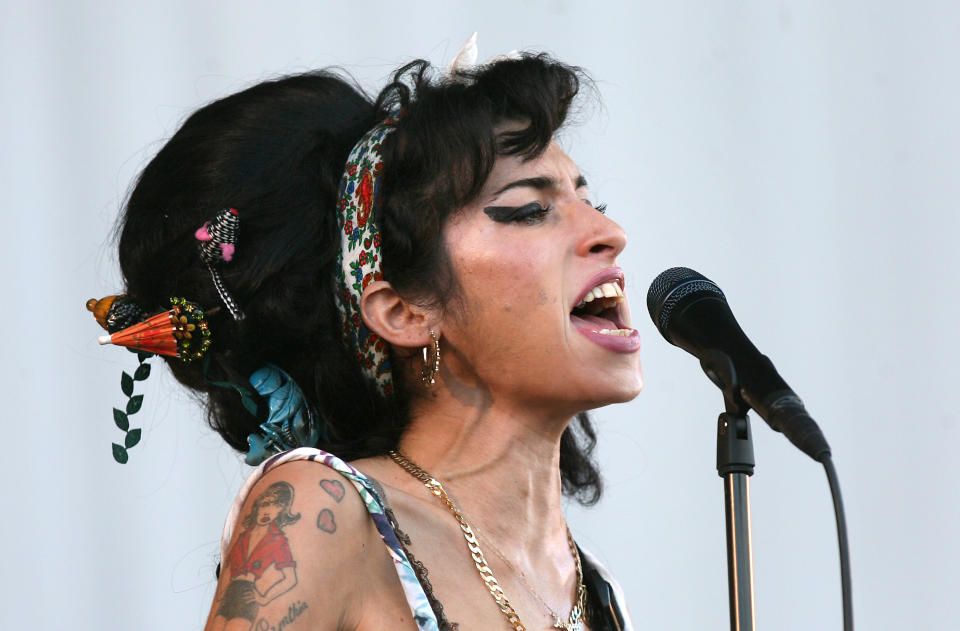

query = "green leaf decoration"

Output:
[[126, 394, 144, 414], [121, 372, 134, 396], [134, 363, 151, 381], [113, 408, 129, 431], [136, 351, 154, 363], [112, 443, 129, 464], [125, 428, 142, 449]]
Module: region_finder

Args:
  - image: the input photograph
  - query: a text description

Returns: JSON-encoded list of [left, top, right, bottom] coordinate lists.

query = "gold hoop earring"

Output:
[[421, 330, 440, 386]]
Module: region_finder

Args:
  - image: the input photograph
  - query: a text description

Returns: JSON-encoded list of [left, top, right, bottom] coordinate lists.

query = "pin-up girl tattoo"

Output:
[[212, 481, 301, 631]]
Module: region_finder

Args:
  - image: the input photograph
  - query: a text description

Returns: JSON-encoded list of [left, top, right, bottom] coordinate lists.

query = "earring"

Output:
[[421, 330, 440, 386]]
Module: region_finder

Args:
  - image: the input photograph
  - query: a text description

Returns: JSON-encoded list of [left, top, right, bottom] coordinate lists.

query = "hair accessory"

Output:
[[196, 207, 245, 321], [334, 112, 401, 396], [421, 330, 440, 386], [96, 297, 211, 361], [446, 32, 522, 78], [244, 365, 320, 466], [446, 32, 479, 74], [87, 294, 148, 334], [87, 294, 155, 463], [90, 296, 213, 462]]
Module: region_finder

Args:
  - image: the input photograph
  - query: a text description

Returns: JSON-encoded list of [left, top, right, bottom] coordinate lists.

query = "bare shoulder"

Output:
[[204, 459, 394, 631]]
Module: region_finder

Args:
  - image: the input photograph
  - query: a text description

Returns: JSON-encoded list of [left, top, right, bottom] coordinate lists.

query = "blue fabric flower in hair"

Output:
[[244, 365, 319, 466]]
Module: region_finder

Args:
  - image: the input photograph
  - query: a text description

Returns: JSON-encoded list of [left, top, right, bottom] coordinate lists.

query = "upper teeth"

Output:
[[576, 282, 624, 309]]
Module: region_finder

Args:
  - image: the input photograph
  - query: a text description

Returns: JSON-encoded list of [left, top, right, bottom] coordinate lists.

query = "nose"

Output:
[[575, 202, 627, 259]]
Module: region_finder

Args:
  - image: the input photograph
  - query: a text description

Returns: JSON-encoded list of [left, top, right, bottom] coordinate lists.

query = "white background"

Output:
[[2, 1, 957, 629]]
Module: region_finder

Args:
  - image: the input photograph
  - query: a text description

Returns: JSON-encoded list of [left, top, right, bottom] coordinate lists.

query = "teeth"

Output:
[[575, 282, 624, 309], [596, 328, 634, 336]]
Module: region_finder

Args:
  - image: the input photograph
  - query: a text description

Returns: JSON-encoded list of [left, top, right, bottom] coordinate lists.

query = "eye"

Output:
[[483, 202, 552, 225]]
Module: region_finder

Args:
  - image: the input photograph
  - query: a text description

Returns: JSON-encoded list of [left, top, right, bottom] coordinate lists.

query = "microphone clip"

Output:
[[700, 349, 756, 477]]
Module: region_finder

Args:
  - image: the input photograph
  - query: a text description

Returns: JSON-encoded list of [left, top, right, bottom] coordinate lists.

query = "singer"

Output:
[[92, 48, 642, 631]]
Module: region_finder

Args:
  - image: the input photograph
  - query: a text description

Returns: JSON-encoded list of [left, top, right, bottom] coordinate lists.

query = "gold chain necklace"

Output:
[[388, 450, 587, 631], [482, 530, 587, 631]]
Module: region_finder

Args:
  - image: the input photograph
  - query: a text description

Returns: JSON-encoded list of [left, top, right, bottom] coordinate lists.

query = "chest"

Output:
[[351, 499, 595, 631]]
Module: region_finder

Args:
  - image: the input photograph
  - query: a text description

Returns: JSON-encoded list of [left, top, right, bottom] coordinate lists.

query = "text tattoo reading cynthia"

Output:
[[254, 601, 309, 631]]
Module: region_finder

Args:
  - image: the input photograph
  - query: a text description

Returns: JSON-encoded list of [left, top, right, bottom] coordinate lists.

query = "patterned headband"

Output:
[[334, 34, 509, 395], [334, 114, 400, 396]]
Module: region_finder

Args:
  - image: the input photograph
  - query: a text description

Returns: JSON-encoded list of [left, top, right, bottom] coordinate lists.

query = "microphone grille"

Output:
[[647, 267, 725, 336]]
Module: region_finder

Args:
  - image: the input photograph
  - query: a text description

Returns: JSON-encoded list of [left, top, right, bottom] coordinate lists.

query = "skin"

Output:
[[205, 141, 642, 631], [210, 493, 301, 631]]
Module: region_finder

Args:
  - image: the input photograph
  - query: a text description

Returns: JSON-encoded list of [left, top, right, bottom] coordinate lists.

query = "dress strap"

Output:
[[221, 447, 440, 631]]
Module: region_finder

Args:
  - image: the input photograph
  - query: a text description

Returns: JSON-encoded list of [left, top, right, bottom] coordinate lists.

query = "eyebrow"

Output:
[[490, 174, 588, 198]]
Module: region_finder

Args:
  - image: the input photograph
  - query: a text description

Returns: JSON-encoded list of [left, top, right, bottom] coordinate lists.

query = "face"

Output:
[[439, 141, 643, 416], [256, 495, 282, 525]]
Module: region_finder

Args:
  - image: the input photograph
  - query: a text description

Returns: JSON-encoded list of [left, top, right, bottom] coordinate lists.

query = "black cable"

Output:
[[821, 455, 853, 631]]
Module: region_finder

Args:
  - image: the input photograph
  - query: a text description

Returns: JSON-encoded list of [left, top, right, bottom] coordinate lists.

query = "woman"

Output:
[[213, 481, 301, 631], [94, 51, 640, 630]]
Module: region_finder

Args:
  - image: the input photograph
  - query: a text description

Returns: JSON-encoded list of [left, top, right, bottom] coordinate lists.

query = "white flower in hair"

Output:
[[447, 32, 479, 74], [446, 32, 522, 76]]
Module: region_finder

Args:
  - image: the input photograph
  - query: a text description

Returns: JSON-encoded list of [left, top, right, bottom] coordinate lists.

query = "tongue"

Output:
[[571, 313, 618, 330]]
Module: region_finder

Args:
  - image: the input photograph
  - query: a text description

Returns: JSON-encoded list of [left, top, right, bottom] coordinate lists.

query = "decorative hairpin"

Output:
[[95, 297, 211, 361], [88, 295, 212, 462], [196, 208, 244, 320], [243, 365, 320, 465]]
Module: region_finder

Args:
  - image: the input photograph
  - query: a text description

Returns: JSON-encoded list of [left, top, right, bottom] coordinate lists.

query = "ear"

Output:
[[360, 280, 435, 350]]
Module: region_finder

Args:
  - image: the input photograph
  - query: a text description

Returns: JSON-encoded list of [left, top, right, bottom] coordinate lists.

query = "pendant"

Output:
[[552, 617, 583, 631]]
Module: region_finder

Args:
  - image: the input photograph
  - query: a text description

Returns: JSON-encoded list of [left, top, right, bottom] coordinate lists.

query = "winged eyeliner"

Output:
[[483, 202, 546, 223]]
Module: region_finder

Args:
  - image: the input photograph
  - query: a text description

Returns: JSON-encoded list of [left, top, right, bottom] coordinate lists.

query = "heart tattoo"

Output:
[[320, 479, 345, 502], [317, 508, 337, 534]]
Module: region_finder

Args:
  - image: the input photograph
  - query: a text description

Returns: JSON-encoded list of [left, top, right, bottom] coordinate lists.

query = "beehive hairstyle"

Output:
[[117, 54, 603, 504]]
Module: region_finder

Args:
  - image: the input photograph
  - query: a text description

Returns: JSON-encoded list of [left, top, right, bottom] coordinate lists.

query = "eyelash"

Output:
[[519, 203, 551, 224], [484, 200, 608, 225]]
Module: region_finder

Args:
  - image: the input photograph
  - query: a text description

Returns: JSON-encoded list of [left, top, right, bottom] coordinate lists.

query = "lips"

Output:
[[569, 268, 641, 353]]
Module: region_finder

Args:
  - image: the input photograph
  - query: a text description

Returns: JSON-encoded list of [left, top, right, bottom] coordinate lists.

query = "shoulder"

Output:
[[208, 455, 395, 631], [230, 456, 382, 570]]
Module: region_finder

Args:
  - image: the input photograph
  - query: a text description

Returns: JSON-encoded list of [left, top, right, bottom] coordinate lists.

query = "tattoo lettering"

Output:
[[317, 508, 337, 534], [319, 478, 345, 502], [211, 482, 302, 631], [254, 601, 309, 631]]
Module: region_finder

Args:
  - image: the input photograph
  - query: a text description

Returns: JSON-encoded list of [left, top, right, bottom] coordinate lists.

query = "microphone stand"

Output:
[[700, 351, 757, 631]]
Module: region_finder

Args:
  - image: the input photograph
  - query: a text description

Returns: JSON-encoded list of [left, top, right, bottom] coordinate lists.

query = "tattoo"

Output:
[[319, 478, 345, 502], [317, 508, 337, 534], [254, 601, 309, 631], [215, 482, 301, 631]]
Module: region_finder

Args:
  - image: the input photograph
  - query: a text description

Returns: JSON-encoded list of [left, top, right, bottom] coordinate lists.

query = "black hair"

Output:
[[117, 54, 602, 505], [241, 481, 301, 529]]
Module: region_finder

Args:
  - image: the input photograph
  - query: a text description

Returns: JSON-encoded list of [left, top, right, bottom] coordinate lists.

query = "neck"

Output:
[[397, 380, 575, 562]]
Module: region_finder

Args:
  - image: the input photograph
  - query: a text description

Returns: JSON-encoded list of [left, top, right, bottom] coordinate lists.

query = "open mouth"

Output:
[[570, 280, 630, 334], [570, 274, 641, 352]]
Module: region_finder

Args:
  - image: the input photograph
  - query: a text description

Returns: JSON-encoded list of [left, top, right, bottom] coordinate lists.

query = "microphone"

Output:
[[647, 267, 830, 462]]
